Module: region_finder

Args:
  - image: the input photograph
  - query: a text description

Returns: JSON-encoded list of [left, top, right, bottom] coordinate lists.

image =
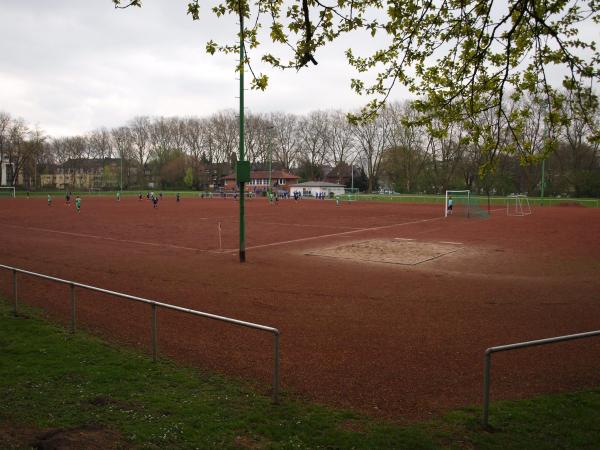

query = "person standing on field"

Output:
[[447, 195, 453, 215], [116, 191, 121, 202], [47, 194, 52, 206], [75, 195, 81, 213]]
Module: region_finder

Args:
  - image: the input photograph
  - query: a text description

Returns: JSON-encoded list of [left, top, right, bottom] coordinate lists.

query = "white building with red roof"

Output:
[[223, 170, 299, 192]]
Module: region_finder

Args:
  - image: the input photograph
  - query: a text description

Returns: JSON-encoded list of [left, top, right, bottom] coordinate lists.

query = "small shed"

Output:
[[289, 181, 346, 198]]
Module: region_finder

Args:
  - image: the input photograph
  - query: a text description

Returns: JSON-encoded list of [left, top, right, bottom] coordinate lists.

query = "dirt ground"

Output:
[[0, 195, 599, 421], [307, 239, 463, 265]]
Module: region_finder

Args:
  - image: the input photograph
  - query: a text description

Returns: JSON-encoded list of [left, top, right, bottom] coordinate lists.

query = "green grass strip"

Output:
[[1, 300, 598, 449]]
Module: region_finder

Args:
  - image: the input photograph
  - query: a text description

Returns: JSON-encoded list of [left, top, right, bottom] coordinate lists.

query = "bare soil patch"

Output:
[[0, 422, 127, 450], [33, 425, 127, 450], [307, 239, 462, 265]]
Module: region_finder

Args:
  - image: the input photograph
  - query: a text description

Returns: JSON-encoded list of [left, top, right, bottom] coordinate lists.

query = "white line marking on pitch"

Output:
[[252, 221, 362, 231], [0, 223, 226, 255], [233, 216, 445, 252], [439, 241, 463, 245], [394, 238, 415, 241]]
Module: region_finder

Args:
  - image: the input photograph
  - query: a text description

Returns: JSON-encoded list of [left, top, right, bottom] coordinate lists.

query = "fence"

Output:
[[1, 263, 280, 403], [337, 193, 600, 208], [483, 330, 600, 427]]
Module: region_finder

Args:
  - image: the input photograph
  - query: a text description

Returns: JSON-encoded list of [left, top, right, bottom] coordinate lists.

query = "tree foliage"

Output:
[[113, 0, 599, 164]]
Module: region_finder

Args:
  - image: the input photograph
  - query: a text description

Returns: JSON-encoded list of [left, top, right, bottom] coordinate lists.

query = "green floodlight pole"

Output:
[[238, 7, 247, 263], [268, 126, 274, 203], [540, 100, 549, 206], [540, 159, 545, 206]]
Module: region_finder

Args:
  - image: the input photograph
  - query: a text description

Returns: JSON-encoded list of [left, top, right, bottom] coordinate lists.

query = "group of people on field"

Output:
[[45, 191, 186, 213], [135, 191, 181, 208], [46, 191, 81, 212]]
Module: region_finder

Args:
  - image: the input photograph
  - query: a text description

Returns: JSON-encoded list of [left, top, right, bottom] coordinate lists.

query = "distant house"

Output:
[[222, 170, 299, 192], [1, 153, 16, 186], [40, 158, 130, 190], [289, 181, 346, 197]]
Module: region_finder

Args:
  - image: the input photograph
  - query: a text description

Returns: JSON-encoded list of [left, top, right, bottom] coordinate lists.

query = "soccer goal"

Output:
[[87, 187, 103, 195], [506, 194, 532, 216], [0, 186, 15, 198], [445, 190, 471, 217], [345, 188, 359, 202]]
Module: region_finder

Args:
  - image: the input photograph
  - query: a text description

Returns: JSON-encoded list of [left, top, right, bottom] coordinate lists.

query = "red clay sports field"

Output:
[[1, 194, 599, 420]]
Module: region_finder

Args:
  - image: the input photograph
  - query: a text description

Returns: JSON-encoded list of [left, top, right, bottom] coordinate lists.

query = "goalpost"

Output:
[[506, 194, 532, 216], [344, 188, 359, 202], [0, 186, 15, 198], [445, 190, 470, 218]]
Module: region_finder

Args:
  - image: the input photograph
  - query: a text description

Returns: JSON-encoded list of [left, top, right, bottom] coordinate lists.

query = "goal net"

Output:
[[445, 190, 470, 217], [344, 188, 359, 202], [445, 190, 489, 218], [506, 194, 532, 216], [0, 187, 15, 198]]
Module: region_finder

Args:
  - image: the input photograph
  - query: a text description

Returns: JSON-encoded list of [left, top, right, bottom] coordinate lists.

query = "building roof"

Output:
[[223, 170, 299, 180], [61, 158, 123, 169], [292, 181, 346, 188]]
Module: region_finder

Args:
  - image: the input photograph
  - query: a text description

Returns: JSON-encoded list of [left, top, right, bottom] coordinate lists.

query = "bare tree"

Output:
[[352, 112, 389, 192], [129, 116, 151, 186], [209, 110, 238, 172], [112, 126, 135, 189], [245, 113, 272, 165], [325, 110, 355, 168], [149, 117, 177, 168], [5, 118, 30, 186], [297, 110, 329, 180], [181, 117, 207, 188], [511, 94, 551, 194], [23, 126, 46, 189], [88, 128, 113, 159], [270, 112, 299, 171], [553, 89, 600, 196], [382, 102, 427, 193], [0, 113, 11, 183]]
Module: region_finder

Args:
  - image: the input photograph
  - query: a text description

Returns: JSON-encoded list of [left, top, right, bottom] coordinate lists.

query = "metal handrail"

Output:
[[483, 330, 600, 427], [1, 263, 280, 403]]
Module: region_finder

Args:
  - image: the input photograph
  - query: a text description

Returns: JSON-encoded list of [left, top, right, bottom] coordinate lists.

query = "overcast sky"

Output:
[[0, 0, 399, 137], [3, 1, 596, 138]]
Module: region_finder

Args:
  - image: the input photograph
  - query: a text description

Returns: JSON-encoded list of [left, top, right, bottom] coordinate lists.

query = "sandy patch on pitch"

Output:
[[307, 239, 462, 265]]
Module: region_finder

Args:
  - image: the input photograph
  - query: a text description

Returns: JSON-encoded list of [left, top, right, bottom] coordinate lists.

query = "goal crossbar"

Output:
[[445, 190, 470, 218], [506, 194, 532, 216], [0, 186, 15, 198]]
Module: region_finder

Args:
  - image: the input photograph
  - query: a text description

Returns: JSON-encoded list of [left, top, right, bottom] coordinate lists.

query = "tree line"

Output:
[[1, 95, 598, 196]]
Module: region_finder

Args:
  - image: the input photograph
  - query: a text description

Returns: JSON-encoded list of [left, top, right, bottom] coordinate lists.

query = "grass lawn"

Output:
[[1, 300, 599, 449]]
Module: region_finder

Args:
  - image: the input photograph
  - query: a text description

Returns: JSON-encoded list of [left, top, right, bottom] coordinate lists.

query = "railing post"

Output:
[[273, 331, 280, 404], [12, 270, 17, 315], [482, 350, 492, 428], [151, 303, 158, 362], [70, 283, 76, 334]]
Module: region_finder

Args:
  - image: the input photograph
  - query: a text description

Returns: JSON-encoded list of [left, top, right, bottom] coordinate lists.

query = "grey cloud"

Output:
[[0, 0, 398, 136]]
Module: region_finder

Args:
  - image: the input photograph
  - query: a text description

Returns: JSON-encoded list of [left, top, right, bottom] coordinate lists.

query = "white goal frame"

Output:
[[506, 194, 532, 216], [0, 186, 15, 198], [345, 187, 359, 202], [445, 190, 470, 218]]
